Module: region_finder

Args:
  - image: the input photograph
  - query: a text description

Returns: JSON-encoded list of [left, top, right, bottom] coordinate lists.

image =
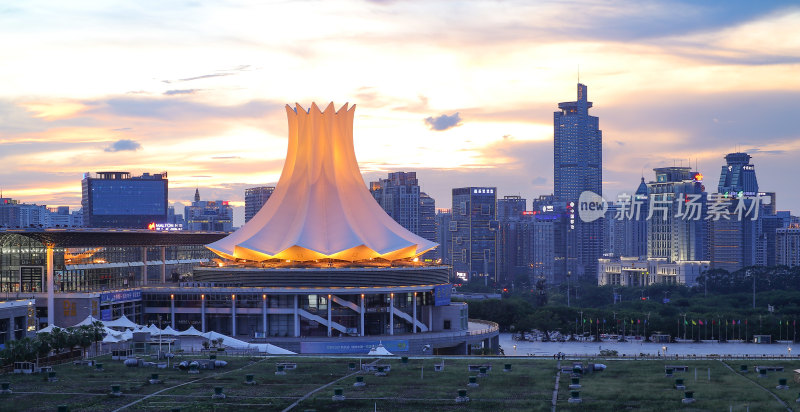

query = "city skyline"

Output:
[[2, 1, 800, 226]]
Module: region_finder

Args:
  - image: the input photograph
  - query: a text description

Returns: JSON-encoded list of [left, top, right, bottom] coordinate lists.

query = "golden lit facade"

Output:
[[207, 103, 437, 262]]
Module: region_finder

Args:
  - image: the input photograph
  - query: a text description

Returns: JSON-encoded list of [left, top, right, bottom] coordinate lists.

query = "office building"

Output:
[[81, 171, 168, 228], [419, 192, 436, 259], [598, 167, 709, 287], [450, 187, 498, 283], [435, 209, 452, 264], [553, 83, 603, 280], [244, 186, 275, 223], [497, 195, 526, 221], [370, 172, 421, 235], [718, 152, 759, 196], [647, 167, 707, 262], [776, 226, 800, 267], [0, 198, 49, 228], [184, 189, 234, 232]]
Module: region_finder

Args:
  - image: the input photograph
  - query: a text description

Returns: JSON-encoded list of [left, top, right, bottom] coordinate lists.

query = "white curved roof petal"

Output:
[[207, 103, 437, 261]]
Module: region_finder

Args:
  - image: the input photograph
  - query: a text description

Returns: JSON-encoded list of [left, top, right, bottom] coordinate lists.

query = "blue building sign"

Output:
[[434, 284, 452, 306], [100, 289, 142, 304], [300, 340, 409, 354]]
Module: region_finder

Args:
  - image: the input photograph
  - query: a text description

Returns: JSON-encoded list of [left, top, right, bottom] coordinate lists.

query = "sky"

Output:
[[2, 0, 800, 227]]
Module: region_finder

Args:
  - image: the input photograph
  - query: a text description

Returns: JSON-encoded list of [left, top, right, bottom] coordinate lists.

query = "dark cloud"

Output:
[[104, 139, 141, 152], [112, 127, 132, 131], [424, 112, 462, 131], [164, 89, 199, 96], [531, 176, 547, 185]]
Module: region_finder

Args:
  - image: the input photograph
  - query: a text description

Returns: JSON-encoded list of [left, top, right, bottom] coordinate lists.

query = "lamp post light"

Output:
[[788, 347, 792, 358], [513, 344, 517, 354], [662, 346, 667, 358]]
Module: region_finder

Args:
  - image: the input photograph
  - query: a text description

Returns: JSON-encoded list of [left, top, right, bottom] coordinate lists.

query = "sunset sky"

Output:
[[2, 1, 799, 226]]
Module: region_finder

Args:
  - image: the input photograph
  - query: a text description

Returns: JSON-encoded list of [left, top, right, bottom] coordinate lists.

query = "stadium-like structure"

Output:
[[192, 103, 498, 354]]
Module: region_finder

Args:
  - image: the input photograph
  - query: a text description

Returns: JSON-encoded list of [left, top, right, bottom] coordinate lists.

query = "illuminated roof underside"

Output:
[[207, 103, 437, 262]]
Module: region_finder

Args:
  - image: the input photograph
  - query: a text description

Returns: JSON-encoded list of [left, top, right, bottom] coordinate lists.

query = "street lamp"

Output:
[[788, 347, 792, 358], [662, 346, 667, 358]]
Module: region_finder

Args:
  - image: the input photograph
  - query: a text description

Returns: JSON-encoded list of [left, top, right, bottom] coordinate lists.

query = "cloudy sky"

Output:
[[2, 0, 799, 226]]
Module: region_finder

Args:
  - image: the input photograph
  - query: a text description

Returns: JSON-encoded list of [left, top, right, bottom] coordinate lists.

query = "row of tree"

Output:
[[463, 266, 800, 342], [0, 322, 104, 366]]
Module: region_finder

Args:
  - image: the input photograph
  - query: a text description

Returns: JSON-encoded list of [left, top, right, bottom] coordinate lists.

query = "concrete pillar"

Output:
[[141, 247, 148, 286], [428, 299, 433, 332], [262, 294, 268, 336], [46, 244, 54, 327], [389, 293, 394, 336], [412, 292, 417, 334], [201, 295, 206, 332], [231, 294, 236, 337], [360, 294, 365, 337], [160, 246, 166, 283], [293, 295, 300, 337], [170, 294, 175, 329], [327, 294, 332, 337]]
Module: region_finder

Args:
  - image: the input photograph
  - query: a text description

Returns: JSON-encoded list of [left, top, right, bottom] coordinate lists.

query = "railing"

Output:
[[468, 319, 499, 336]]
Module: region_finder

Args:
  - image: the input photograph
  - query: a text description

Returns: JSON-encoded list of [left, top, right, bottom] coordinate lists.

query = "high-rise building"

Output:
[[184, 189, 233, 232], [553, 83, 603, 280], [435, 209, 452, 264], [776, 226, 800, 267], [81, 171, 168, 228], [718, 152, 759, 196], [370, 172, 420, 235], [532, 211, 568, 285], [497, 196, 526, 221], [419, 192, 436, 259], [244, 186, 275, 223], [647, 167, 707, 262], [451, 187, 497, 282], [496, 196, 531, 285]]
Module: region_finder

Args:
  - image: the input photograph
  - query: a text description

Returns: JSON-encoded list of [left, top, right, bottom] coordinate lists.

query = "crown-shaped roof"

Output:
[[206, 103, 437, 262]]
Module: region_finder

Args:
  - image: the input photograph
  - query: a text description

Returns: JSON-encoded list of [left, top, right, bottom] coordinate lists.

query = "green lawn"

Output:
[[1, 355, 798, 411]]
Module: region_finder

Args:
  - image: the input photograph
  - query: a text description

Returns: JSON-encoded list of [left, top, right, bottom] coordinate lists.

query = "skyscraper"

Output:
[[244, 186, 275, 223], [718, 152, 759, 196], [370, 172, 420, 235], [496, 196, 531, 285], [451, 187, 498, 282], [553, 83, 603, 279], [419, 192, 436, 259], [81, 171, 168, 228], [647, 167, 707, 262]]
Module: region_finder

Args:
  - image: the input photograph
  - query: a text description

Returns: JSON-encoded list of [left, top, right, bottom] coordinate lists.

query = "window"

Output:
[[444, 320, 451, 330]]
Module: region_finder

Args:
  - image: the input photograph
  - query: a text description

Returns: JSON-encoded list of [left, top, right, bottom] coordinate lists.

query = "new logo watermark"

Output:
[[577, 191, 607, 222], [574, 191, 768, 223]]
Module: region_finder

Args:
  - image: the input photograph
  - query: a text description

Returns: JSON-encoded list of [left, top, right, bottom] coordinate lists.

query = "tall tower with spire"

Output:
[[194, 188, 200, 203], [553, 83, 603, 280]]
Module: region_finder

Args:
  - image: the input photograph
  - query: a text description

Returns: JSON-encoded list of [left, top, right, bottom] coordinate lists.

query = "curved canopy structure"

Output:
[[207, 102, 437, 262]]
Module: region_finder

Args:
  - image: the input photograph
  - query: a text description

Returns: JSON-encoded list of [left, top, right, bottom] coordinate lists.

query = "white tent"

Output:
[[206, 103, 436, 262], [201, 331, 295, 354], [102, 334, 120, 343], [161, 326, 178, 335], [36, 324, 63, 334], [178, 325, 203, 336], [72, 315, 103, 327], [147, 324, 162, 335], [102, 315, 138, 329], [103, 326, 124, 337], [119, 330, 133, 341], [368, 343, 393, 356]]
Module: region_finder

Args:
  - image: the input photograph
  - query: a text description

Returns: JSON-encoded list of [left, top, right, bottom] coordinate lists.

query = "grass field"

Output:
[[1, 355, 799, 411]]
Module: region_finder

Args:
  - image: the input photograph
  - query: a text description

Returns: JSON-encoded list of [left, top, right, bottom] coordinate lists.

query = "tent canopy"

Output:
[[102, 315, 138, 329]]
